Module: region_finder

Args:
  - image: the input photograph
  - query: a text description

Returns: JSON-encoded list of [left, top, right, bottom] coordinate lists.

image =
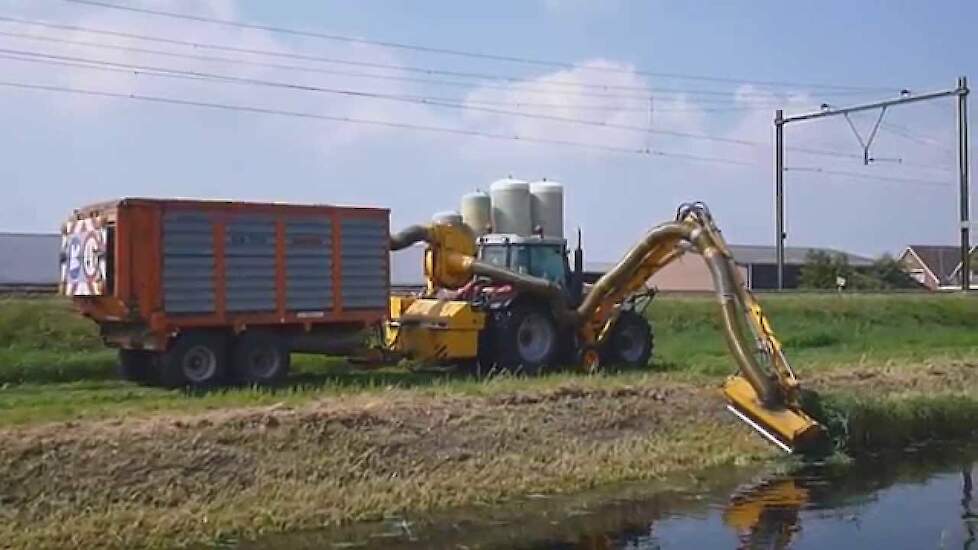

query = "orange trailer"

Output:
[[60, 198, 390, 387]]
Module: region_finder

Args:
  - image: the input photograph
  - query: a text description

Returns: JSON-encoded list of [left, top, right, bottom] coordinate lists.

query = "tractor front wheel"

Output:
[[600, 310, 654, 368]]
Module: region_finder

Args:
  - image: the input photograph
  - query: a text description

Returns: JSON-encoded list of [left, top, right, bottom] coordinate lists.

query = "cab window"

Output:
[[529, 246, 566, 283], [480, 245, 508, 268]]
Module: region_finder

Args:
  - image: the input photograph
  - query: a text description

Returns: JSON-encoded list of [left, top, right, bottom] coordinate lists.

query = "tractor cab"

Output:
[[476, 233, 585, 304]]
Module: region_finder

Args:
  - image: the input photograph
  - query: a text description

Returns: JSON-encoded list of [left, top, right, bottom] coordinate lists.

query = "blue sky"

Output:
[[2, 0, 975, 260]]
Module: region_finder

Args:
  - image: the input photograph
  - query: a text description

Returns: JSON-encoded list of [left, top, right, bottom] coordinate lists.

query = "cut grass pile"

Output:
[[2, 361, 978, 549]]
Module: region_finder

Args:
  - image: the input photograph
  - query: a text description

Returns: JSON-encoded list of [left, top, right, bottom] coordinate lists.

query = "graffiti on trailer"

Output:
[[61, 217, 107, 296]]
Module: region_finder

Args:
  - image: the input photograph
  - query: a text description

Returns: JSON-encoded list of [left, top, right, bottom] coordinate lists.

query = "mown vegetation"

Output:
[[0, 293, 977, 548]]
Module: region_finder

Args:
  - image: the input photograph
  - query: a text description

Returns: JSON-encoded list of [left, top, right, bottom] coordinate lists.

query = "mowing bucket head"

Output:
[[722, 375, 826, 455]]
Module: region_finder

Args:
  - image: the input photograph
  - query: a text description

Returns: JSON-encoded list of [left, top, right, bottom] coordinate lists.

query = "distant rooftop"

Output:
[[726, 244, 875, 267], [584, 244, 875, 274], [902, 244, 978, 284], [0, 233, 60, 284]]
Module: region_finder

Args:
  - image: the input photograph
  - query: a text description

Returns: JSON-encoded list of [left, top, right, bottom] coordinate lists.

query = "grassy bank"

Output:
[[4, 293, 978, 384], [1, 293, 976, 426], [0, 293, 977, 547], [2, 361, 978, 548]]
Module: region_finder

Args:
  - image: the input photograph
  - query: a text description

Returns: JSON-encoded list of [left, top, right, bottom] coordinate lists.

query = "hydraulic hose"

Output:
[[389, 224, 430, 251], [574, 222, 688, 323], [389, 223, 569, 317], [575, 214, 781, 406], [390, 210, 782, 405]]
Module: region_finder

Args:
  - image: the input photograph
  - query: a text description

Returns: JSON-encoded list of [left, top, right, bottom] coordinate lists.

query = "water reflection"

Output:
[[965, 467, 976, 550], [724, 479, 806, 549], [243, 444, 978, 550]]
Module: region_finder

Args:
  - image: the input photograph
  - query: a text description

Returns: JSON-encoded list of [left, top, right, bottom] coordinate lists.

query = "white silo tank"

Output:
[[460, 190, 492, 236], [530, 180, 564, 238], [489, 178, 532, 235], [431, 210, 463, 226]]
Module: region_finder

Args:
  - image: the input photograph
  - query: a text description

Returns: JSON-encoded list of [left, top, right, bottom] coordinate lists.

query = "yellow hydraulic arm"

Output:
[[389, 202, 826, 454], [575, 202, 825, 453]]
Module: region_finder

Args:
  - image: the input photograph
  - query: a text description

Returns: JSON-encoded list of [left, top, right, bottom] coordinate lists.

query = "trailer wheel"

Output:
[[159, 332, 228, 388], [232, 332, 290, 385], [491, 304, 558, 375], [600, 310, 654, 368], [117, 349, 156, 383]]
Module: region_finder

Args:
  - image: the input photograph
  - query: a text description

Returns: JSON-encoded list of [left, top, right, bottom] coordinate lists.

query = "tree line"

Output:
[[798, 251, 920, 290]]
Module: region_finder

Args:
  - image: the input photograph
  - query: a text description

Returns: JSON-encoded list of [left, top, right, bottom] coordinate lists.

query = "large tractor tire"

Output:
[[489, 304, 559, 375], [232, 331, 290, 386], [600, 310, 654, 368], [117, 349, 157, 384], [159, 331, 228, 389]]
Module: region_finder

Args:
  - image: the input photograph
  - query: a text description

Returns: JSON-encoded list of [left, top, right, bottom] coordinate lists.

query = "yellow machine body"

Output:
[[386, 295, 485, 362], [388, 203, 827, 454], [722, 375, 824, 453]]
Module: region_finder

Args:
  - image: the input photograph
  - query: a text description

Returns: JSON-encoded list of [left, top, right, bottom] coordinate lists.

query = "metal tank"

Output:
[[529, 180, 564, 238], [460, 190, 492, 236], [489, 178, 532, 235]]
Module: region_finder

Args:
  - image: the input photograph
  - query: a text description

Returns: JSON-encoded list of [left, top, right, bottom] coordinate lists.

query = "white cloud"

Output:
[[0, 2, 964, 259]]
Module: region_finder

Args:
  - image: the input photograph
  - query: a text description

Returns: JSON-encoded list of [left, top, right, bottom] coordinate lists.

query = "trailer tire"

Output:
[[600, 310, 653, 368], [159, 331, 228, 389], [490, 304, 558, 375], [117, 349, 156, 383], [232, 331, 290, 385]]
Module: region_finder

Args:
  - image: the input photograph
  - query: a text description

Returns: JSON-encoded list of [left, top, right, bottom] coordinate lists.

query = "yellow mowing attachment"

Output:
[[686, 204, 825, 453], [722, 375, 825, 454]]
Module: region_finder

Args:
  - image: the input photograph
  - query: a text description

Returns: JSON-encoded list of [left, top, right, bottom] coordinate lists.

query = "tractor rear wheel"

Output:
[[600, 310, 654, 368], [490, 304, 558, 375]]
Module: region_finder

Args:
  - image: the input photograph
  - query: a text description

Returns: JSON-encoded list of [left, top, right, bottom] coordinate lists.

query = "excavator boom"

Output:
[[389, 201, 827, 454], [579, 202, 826, 454]]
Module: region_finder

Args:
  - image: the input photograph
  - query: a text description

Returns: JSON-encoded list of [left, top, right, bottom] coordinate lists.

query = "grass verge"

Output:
[[1, 360, 978, 548], [0, 293, 976, 547]]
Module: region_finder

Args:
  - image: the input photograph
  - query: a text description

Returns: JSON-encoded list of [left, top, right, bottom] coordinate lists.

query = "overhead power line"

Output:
[[0, 78, 761, 165], [0, 47, 900, 161], [784, 166, 949, 187], [0, 79, 948, 188], [0, 17, 881, 104], [879, 121, 954, 153], [60, 0, 896, 93], [0, 26, 845, 104], [0, 48, 768, 146]]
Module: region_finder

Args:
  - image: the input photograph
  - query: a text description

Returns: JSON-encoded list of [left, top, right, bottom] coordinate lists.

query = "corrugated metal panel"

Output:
[[285, 218, 333, 311], [225, 217, 276, 312], [340, 218, 387, 310], [163, 213, 215, 313]]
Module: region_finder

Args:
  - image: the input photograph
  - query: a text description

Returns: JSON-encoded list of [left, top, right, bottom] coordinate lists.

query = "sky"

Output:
[[2, 0, 975, 261]]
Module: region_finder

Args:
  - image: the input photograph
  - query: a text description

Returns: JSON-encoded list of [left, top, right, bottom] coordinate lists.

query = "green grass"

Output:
[[650, 293, 978, 375], [0, 293, 976, 426], [2, 293, 978, 548], [811, 390, 978, 453]]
